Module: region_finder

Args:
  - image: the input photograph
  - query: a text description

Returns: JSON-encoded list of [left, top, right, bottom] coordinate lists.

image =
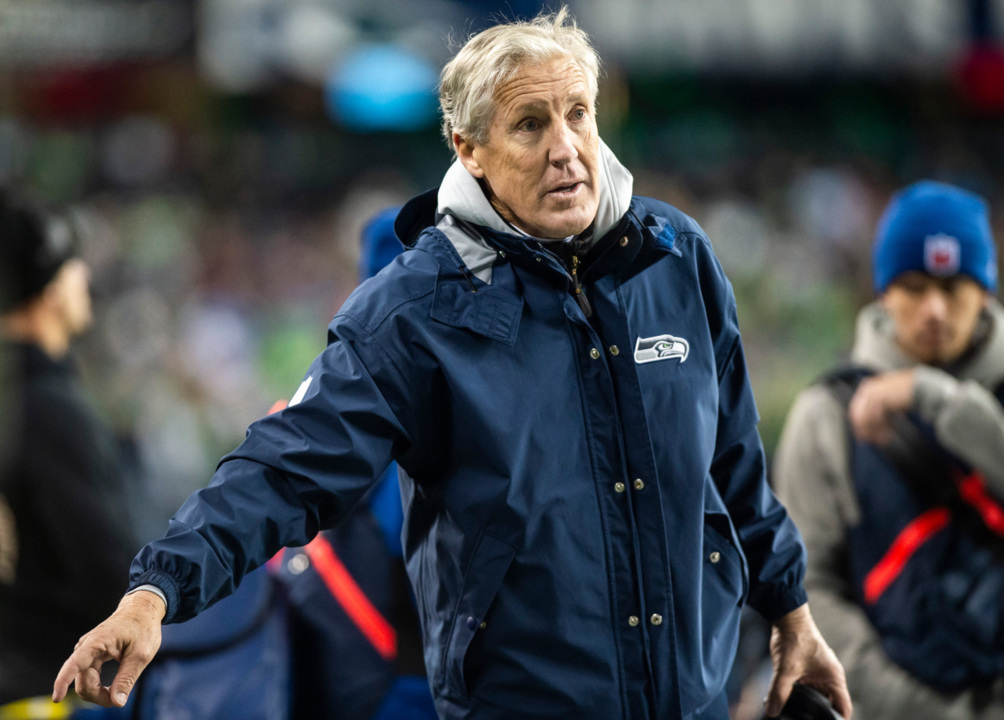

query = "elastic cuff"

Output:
[[126, 584, 167, 609], [129, 568, 181, 623], [749, 584, 809, 623]]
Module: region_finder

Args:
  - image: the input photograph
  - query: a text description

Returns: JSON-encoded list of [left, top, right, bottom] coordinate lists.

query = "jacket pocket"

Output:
[[440, 530, 517, 700], [703, 510, 748, 608], [697, 510, 747, 705]]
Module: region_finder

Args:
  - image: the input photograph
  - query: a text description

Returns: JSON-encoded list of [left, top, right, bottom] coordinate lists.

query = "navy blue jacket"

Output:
[[131, 191, 807, 719]]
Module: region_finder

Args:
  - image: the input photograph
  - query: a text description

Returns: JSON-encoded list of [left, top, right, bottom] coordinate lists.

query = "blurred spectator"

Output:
[[0, 187, 140, 715], [774, 180, 1004, 719]]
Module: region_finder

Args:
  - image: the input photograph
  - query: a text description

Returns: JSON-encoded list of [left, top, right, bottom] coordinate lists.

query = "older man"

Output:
[[55, 9, 849, 720]]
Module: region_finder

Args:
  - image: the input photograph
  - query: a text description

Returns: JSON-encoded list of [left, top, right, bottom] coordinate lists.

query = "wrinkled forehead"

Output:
[[492, 57, 592, 118]]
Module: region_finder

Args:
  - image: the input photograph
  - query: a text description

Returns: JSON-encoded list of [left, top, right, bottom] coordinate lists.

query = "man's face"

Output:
[[455, 56, 600, 239], [881, 272, 989, 365], [51, 258, 93, 338]]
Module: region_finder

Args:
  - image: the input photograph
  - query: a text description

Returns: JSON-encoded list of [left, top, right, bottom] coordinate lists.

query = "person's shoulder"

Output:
[[334, 238, 441, 336], [630, 195, 709, 245], [791, 381, 848, 422]]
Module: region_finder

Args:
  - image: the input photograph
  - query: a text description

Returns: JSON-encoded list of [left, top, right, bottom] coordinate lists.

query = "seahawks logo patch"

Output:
[[634, 334, 689, 364]]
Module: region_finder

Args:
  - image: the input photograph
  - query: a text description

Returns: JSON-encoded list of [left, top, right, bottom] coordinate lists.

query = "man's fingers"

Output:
[[52, 661, 76, 702], [53, 643, 104, 702], [110, 653, 152, 708], [830, 682, 853, 719], [54, 639, 150, 708], [764, 671, 796, 718], [75, 667, 115, 706]]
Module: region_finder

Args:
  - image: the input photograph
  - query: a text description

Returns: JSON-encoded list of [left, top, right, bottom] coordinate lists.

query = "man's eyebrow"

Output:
[[512, 93, 589, 118], [512, 100, 548, 116]]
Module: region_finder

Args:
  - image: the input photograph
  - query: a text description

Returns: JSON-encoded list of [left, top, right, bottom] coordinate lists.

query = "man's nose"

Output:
[[548, 122, 578, 165], [920, 288, 949, 320]]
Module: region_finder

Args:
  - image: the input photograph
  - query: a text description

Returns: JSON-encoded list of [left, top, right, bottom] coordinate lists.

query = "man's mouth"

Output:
[[917, 327, 951, 347], [546, 182, 582, 196]]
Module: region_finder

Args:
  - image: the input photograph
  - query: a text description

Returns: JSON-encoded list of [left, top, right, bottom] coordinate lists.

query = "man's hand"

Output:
[[765, 604, 852, 719], [53, 590, 165, 707], [847, 369, 916, 445]]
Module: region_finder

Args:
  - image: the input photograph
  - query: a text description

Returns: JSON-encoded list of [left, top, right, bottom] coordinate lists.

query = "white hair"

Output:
[[439, 6, 601, 153]]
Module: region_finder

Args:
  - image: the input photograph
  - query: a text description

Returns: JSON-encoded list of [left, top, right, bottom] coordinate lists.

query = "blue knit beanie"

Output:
[[873, 180, 998, 293]]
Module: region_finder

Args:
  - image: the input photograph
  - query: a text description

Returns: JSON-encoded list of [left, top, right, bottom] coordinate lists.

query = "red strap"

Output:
[[305, 535, 398, 660], [263, 396, 397, 659], [863, 507, 951, 605], [956, 472, 1004, 537]]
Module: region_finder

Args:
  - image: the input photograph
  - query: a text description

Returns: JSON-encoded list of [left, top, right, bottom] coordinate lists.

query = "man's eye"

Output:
[[520, 119, 540, 132], [570, 108, 586, 121]]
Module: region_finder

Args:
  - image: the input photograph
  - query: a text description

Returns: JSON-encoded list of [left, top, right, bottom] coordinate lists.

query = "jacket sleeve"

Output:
[[129, 314, 417, 623], [689, 230, 807, 621], [912, 366, 1004, 494], [773, 385, 988, 720], [710, 327, 807, 621]]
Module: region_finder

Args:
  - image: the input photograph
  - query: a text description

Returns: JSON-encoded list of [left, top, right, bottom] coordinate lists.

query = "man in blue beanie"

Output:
[[775, 180, 1004, 719]]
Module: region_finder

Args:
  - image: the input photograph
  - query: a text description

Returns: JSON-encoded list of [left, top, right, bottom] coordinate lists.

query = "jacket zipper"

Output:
[[570, 252, 593, 318], [530, 241, 594, 319]]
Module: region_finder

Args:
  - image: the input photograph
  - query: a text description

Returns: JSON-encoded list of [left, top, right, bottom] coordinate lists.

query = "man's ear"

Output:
[[454, 132, 484, 178]]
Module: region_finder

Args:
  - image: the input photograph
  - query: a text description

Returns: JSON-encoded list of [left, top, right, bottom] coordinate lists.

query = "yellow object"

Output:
[[0, 695, 80, 720]]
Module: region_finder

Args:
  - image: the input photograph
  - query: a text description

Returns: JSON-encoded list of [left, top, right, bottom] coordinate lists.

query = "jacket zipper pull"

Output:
[[458, 264, 478, 293], [571, 253, 593, 318]]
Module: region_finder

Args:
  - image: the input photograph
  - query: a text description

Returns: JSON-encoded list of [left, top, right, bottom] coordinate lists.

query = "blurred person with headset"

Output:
[[0, 188, 139, 718], [54, 8, 850, 719], [774, 180, 1004, 719]]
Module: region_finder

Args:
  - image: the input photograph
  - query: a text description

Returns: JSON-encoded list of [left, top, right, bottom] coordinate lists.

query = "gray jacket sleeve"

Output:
[[913, 366, 1004, 493], [773, 385, 996, 720]]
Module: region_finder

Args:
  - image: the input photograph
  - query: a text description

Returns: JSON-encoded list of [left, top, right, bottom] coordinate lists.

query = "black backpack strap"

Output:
[[815, 365, 871, 407]]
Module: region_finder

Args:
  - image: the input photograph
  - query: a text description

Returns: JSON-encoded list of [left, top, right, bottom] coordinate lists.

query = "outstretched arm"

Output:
[[53, 589, 165, 707]]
